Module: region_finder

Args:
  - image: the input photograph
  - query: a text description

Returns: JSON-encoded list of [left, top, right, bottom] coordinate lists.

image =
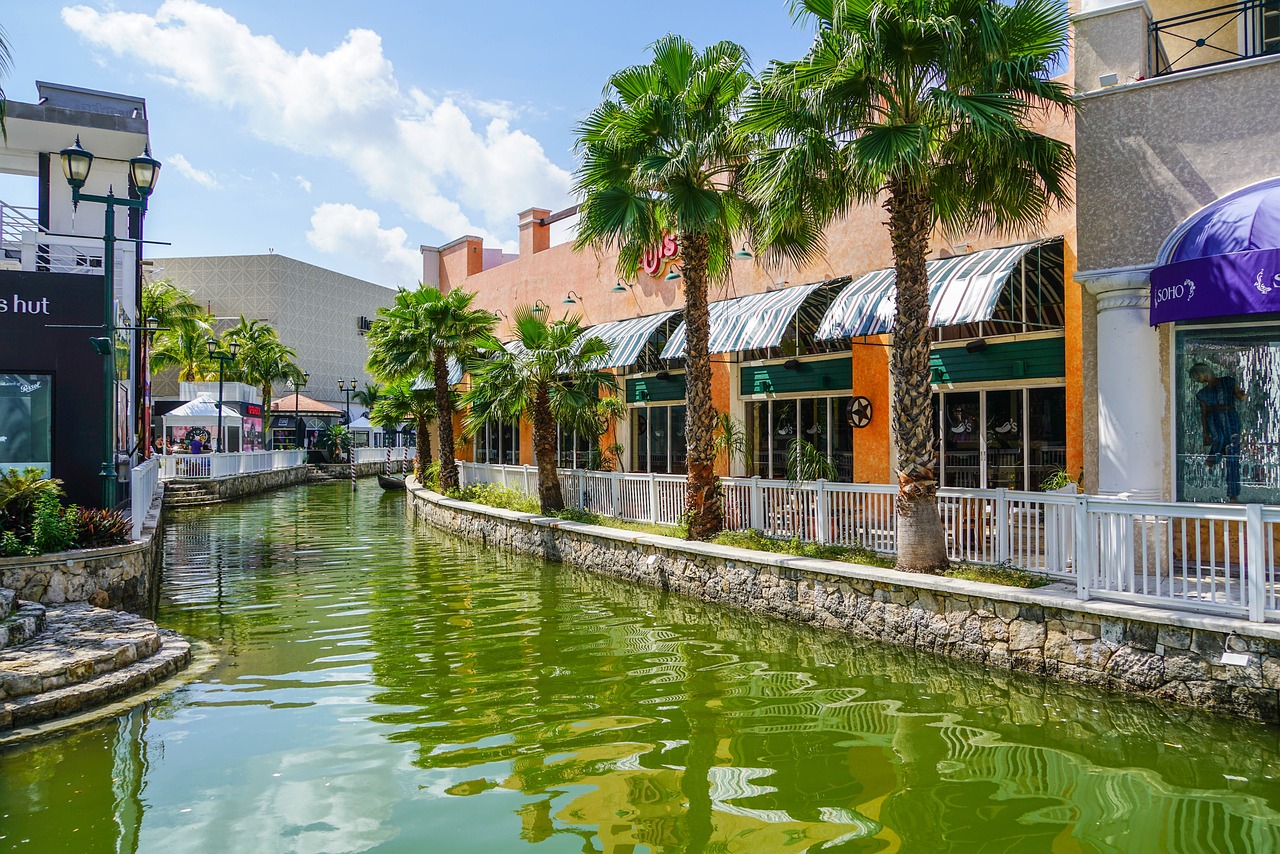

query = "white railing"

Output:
[[156, 450, 305, 481], [129, 457, 160, 540], [455, 462, 1280, 623], [353, 446, 413, 465], [19, 230, 138, 312]]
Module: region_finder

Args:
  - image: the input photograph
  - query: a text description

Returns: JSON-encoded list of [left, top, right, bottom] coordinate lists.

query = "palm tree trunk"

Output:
[[531, 385, 564, 513], [416, 414, 434, 482], [680, 231, 723, 541], [886, 178, 948, 572], [262, 384, 272, 450], [433, 347, 459, 491]]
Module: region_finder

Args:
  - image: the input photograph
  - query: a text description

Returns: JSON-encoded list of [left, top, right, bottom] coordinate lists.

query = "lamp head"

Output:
[[664, 268, 681, 282], [60, 136, 94, 193], [562, 290, 581, 305], [733, 244, 753, 260], [129, 146, 161, 198], [228, 339, 240, 357], [611, 281, 629, 293], [206, 338, 217, 356]]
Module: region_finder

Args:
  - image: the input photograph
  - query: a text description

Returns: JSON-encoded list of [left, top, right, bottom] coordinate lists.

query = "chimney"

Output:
[[518, 207, 551, 257], [420, 245, 441, 289], [438, 235, 485, 292]]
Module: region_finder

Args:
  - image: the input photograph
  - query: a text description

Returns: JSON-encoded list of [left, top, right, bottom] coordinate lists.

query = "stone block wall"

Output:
[[0, 484, 165, 616], [407, 482, 1280, 722]]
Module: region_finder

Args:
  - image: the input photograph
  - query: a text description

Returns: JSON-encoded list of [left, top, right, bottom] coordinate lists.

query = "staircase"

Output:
[[161, 481, 221, 508], [0, 587, 191, 732]]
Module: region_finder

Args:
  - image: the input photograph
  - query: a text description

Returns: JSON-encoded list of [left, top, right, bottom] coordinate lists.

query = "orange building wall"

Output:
[[851, 340, 892, 484]]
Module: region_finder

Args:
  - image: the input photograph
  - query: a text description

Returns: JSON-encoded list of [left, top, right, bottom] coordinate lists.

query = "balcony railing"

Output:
[[1150, 0, 1280, 76]]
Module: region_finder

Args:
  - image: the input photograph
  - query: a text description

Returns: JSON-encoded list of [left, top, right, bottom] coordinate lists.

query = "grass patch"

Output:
[[447, 483, 540, 514], [712, 529, 895, 569], [552, 507, 686, 538], [944, 563, 1053, 589]]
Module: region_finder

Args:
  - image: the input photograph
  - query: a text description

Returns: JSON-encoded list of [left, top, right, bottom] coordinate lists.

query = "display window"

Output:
[[1175, 325, 1280, 504], [745, 396, 855, 481], [474, 419, 520, 465], [556, 425, 595, 469], [630, 405, 687, 474], [936, 386, 1066, 490], [0, 373, 52, 476]]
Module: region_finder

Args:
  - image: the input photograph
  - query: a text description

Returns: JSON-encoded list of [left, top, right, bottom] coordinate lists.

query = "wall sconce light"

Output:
[[965, 338, 988, 353], [783, 358, 801, 371], [655, 370, 670, 381], [494, 309, 508, 321], [664, 267, 681, 281], [611, 281, 630, 293], [531, 300, 549, 315], [563, 290, 582, 305], [733, 244, 753, 260]]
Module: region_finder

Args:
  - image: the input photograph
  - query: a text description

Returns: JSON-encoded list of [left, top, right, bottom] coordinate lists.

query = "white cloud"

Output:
[[61, 0, 572, 245], [167, 152, 218, 189], [294, 175, 312, 193], [306, 202, 420, 288]]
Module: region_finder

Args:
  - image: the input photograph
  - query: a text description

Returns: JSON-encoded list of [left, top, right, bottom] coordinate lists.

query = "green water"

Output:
[[2, 483, 1280, 853]]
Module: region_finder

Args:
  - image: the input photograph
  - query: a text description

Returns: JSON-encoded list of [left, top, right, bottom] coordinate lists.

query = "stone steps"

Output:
[[0, 605, 164, 700], [0, 602, 46, 652], [0, 631, 191, 731], [1, 588, 13, 621]]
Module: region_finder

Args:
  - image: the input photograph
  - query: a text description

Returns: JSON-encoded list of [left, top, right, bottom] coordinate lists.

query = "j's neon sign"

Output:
[[640, 233, 679, 278]]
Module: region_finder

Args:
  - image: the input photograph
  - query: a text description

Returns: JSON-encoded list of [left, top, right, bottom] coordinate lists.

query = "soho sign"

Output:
[[1153, 278, 1196, 307], [640, 233, 679, 278]]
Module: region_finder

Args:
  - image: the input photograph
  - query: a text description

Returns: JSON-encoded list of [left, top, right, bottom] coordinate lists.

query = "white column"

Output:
[[1083, 268, 1166, 500]]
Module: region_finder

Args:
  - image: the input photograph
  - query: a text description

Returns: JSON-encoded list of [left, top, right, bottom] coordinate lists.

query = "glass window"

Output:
[[749, 401, 768, 477], [1029, 388, 1068, 490], [832, 396, 854, 482], [986, 389, 1025, 490], [474, 420, 520, 466], [941, 391, 981, 488], [1176, 325, 1280, 504], [0, 373, 52, 477], [669, 406, 687, 474]]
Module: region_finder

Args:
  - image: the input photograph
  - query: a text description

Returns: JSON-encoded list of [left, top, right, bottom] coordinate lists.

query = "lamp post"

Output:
[[59, 136, 161, 509], [207, 338, 240, 453], [338, 378, 357, 491], [141, 314, 159, 458]]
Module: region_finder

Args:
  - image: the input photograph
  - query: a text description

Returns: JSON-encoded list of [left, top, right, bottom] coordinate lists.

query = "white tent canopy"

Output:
[[162, 393, 242, 425]]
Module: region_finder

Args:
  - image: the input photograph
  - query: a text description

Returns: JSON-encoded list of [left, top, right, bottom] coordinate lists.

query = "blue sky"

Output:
[[0, 2, 815, 288]]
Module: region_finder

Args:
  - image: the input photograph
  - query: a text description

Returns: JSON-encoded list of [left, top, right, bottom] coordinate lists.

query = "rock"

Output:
[[1009, 619, 1046, 652], [1105, 647, 1165, 690]]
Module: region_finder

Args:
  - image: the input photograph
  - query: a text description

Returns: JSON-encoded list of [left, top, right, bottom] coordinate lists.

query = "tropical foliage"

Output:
[[370, 380, 437, 480], [150, 318, 217, 382], [315, 424, 353, 462], [740, 0, 1073, 570], [0, 468, 129, 556], [0, 24, 12, 139], [462, 308, 616, 513], [353, 382, 382, 413], [366, 285, 495, 492], [225, 316, 304, 450], [141, 279, 208, 338], [573, 34, 755, 541]]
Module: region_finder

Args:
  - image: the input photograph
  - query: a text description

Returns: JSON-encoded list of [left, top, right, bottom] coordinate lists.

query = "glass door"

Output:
[[985, 390, 1025, 490], [941, 391, 981, 488]]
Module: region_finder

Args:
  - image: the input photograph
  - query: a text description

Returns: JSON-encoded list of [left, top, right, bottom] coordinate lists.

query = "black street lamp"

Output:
[[207, 338, 240, 453], [60, 137, 162, 508], [338, 378, 357, 424]]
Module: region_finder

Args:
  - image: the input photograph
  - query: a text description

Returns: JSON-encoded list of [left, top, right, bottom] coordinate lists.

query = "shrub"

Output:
[[30, 492, 76, 554], [450, 483, 540, 514], [74, 507, 132, 548], [0, 468, 64, 537], [713, 528, 894, 567]]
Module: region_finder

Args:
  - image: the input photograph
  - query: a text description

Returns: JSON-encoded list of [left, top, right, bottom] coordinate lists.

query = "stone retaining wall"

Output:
[[0, 483, 166, 616], [165, 465, 315, 505], [407, 480, 1280, 722]]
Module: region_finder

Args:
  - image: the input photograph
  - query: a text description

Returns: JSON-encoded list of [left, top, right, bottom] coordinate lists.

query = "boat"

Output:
[[378, 474, 406, 491]]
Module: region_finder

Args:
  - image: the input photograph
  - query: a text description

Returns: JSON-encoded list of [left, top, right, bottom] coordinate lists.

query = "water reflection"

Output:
[[1, 483, 1279, 853]]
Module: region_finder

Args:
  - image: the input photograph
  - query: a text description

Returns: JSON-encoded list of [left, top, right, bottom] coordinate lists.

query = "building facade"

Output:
[[1074, 0, 1280, 505], [151, 254, 396, 415]]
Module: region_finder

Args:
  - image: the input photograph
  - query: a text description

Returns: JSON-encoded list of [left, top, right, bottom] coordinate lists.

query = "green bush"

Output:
[[450, 483, 540, 513], [713, 529, 894, 568], [30, 492, 76, 554], [552, 507, 686, 538]]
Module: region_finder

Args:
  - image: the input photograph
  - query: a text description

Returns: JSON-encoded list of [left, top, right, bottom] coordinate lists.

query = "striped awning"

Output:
[[410, 356, 464, 390], [816, 239, 1050, 339], [661, 281, 829, 359], [578, 310, 678, 368]]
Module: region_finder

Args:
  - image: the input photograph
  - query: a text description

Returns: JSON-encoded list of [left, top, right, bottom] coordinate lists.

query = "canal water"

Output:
[[3, 482, 1280, 853]]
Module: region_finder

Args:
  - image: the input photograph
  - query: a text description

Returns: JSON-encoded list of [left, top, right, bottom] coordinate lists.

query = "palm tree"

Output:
[[370, 380, 437, 480], [225, 317, 304, 449], [740, 0, 1073, 571], [141, 279, 208, 337], [366, 285, 495, 493], [0, 25, 12, 140], [150, 320, 217, 382], [462, 308, 615, 513], [574, 35, 755, 541], [353, 382, 382, 416]]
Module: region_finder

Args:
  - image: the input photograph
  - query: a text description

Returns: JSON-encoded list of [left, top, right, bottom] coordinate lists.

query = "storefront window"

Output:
[[630, 405, 686, 474], [556, 425, 595, 469], [937, 386, 1065, 490], [1175, 325, 1280, 504], [0, 373, 52, 477], [744, 396, 854, 481], [475, 420, 520, 465]]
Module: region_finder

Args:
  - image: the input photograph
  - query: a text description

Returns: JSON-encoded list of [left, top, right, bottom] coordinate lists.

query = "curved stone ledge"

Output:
[[406, 479, 1280, 722]]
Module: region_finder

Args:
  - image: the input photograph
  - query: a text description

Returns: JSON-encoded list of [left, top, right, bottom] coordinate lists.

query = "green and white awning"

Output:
[[660, 281, 829, 359], [579, 310, 679, 368], [816, 239, 1052, 339]]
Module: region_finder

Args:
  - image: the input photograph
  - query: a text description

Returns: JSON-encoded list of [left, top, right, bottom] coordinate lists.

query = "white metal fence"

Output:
[[457, 462, 1280, 623], [129, 457, 160, 540], [156, 450, 306, 481], [353, 446, 413, 465]]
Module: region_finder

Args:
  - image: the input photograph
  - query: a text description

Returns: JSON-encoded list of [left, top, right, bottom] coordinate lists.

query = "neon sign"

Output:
[[640, 233, 679, 278]]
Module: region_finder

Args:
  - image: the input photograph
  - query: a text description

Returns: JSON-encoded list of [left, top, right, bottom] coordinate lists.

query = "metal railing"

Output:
[[0, 200, 39, 265], [352, 446, 413, 465], [156, 450, 305, 480], [456, 462, 1280, 623], [1150, 0, 1280, 76], [129, 457, 160, 540]]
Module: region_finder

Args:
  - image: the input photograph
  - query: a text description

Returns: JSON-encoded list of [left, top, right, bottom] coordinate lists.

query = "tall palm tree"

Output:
[[0, 25, 12, 140], [462, 308, 615, 513], [352, 382, 382, 415], [366, 285, 495, 493], [574, 34, 755, 541], [225, 317, 303, 450], [150, 320, 217, 382], [141, 279, 208, 337], [740, 0, 1073, 571], [370, 380, 436, 480]]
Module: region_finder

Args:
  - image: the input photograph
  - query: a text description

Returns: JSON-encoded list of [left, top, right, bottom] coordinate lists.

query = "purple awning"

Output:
[[1150, 248, 1280, 324], [1150, 178, 1280, 325]]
